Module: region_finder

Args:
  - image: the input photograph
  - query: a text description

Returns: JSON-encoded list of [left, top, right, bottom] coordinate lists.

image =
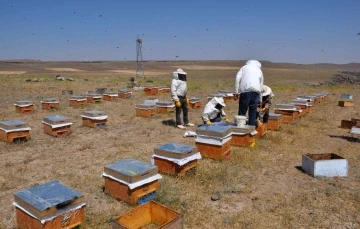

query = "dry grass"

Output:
[[0, 71, 26, 74], [44, 68, 85, 72], [0, 61, 360, 228]]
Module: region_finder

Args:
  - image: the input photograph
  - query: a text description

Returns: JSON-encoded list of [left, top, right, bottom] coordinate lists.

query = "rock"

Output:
[[83, 78, 88, 81], [211, 193, 221, 201], [67, 78, 75, 81], [223, 218, 233, 225], [31, 78, 39, 82], [38, 78, 45, 82], [56, 76, 65, 81], [25, 79, 31, 82]]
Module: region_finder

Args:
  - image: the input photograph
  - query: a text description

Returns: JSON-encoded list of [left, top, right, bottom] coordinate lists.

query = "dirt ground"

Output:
[[0, 61, 359, 229]]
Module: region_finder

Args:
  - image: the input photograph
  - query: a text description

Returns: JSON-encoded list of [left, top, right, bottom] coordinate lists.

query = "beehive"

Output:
[[302, 153, 348, 177], [42, 115, 72, 137], [86, 93, 102, 103], [81, 110, 107, 128], [112, 201, 183, 229], [41, 98, 60, 110], [0, 120, 31, 143], [188, 97, 202, 109], [15, 100, 35, 113], [274, 104, 301, 123], [291, 100, 312, 114], [195, 125, 233, 160], [266, 113, 283, 131], [255, 123, 267, 138], [340, 118, 360, 129], [103, 159, 162, 205], [218, 90, 235, 102], [135, 104, 157, 117], [158, 86, 170, 94], [296, 96, 315, 106], [144, 87, 159, 96], [207, 93, 225, 102], [156, 101, 175, 114], [338, 100, 354, 107], [118, 89, 133, 99], [13, 180, 86, 229], [229, 124, 257, 146], [103, 92, 118, 101], [69, 96, 87, 107], [152, 143, 201, 176]]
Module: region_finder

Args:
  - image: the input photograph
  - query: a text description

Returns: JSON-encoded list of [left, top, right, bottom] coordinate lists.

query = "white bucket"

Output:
[[234, 115, 247, 127]]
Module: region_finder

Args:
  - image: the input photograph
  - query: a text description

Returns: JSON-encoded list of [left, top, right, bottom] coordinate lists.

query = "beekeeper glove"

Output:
[[225, 118, 230, 123], [206, 120, 212, 125], [175, 101, 181, 108]]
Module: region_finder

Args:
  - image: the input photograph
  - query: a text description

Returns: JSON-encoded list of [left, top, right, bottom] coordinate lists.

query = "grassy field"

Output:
[[0, 61, 359, 229]]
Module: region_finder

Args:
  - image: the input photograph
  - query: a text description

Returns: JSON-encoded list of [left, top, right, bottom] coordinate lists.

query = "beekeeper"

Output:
[[234, 60, 264, 127], [171, 68, 194, 129], [257, 85, 274, 124], [202, 97, 229, 124]]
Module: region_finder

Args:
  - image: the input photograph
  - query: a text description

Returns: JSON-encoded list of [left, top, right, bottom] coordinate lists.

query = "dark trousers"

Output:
[[238, 92, 260, 126], [176, 96, 189, 125]]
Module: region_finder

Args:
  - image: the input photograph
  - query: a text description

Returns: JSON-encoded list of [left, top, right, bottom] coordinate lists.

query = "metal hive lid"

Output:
[[196, 124, 233, 137], [136, 103, 156, 109], [218, 90, 235, 94], [86, 93, 102, 97], [118, 89, 131, 93], [189, 97, 200, 102], [207, 93, 225, 98], [103, 91, 118, 95], [156, 101, 174, 106], [15, 100, 32, 104], [43, 98, 58, 102], [154, 143, 195, 154], [14, 180, 83, 212], [291, 100, 309, 105], [82, 110, 104, 116], [275, 104, 297, 109], [0, 120, 27, 126], [104, 159, 157, 177], [70, 96, 86, 100], [43, 115, 69, 122]]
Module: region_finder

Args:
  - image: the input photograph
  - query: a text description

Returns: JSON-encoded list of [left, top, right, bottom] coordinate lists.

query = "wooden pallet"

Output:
[[0, 129, 30, 143], [82, 117, 107, 128], [104, 177, 159, 205], [338, 100, 354, 107], [153, 157, 197, 176], [196, 140, 231, 160], [15, 105, 34, 114], [15, 206, 85, 229], [43, 123, 71, 137], [112, 201, 182, 229]]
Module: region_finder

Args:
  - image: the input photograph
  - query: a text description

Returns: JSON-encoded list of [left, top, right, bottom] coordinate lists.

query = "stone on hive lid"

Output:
[[43, 115, 70, 125], [82, 110, 105, 117], [104, 159, 158, 183], [154, 142, 197, 159], [196, 124, 233, 138], [14, 180, 84, 217], [0, 120, 28, 130]]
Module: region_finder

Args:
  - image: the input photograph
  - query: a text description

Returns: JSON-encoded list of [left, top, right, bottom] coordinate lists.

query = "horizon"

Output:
[[0, 0, 359, 64]]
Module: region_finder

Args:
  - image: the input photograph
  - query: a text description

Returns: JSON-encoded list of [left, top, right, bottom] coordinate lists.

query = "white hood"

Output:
[[246, 60, 262, 69], [262, 85, 274, 97], [202, 97, 226, 122]]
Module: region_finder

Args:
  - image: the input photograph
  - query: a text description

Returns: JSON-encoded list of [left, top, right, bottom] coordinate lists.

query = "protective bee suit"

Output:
[[170, 69, 194, 128], [257, 85, 274, 124], [202, 97, 227, 124]]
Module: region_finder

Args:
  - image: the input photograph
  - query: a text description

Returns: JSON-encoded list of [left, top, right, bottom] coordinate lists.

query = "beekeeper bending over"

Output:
[[202, 97, 229, 124]]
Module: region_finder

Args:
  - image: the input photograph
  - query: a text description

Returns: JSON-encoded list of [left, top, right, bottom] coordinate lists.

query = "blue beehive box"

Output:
[[104, 159, 158, 183], [154, 142, 197, 159]]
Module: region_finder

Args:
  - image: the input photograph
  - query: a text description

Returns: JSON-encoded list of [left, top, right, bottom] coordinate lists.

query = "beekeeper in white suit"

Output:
[[171, 68, 195, 129], [202, 97, 230, 124]]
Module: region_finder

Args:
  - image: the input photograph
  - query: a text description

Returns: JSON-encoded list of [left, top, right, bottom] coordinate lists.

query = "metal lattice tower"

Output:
[[135, 37, 144, 78]]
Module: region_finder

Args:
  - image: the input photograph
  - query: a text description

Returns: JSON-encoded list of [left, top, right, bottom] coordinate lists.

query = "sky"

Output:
[[0, 0, 359, 64]]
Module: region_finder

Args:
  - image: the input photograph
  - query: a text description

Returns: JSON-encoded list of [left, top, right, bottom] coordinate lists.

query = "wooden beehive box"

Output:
[[103, 92, 118, 101], [266, 113, 283, 131], [69, 96, 87, 107], [153, 143, 200, 176], [338, 100, 354, 107], [86, 93, 102, 103], [15, 100, 35, 113], [112, 201, 183, 229], [156, 101, 175, 114], [218, 90, 235, 102], [274, 104, 301, 123], [291, 100, 312, 114], [13, 180, 86, 229], [302, 153, 348, 177], [103, 159, 162, 205], [188, 97, 201, 109], [158, 86, 170, 94], [296, 96, 315, 106], [0, 120, 31, 143], [81, 110, 107, 128], [195, 125, 233, 160], [41, 98, 60, 110], [118, 89, 133, 99], [135, 104, 157, 117], [340, 118, 360, 129], [42, 115, 72, 137], [144, 87, 159, 96], [229, 124, 257, 146], [255, 123, 267, 138]]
